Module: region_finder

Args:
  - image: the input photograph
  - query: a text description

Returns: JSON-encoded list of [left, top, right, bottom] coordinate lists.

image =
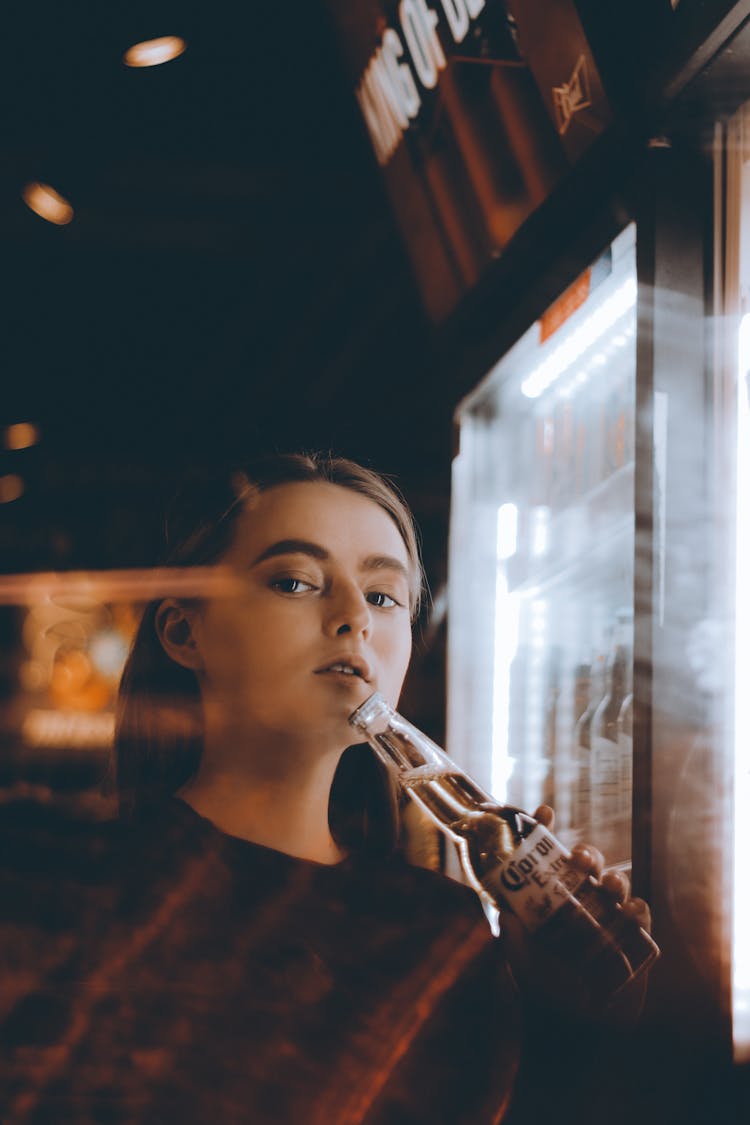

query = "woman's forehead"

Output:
[[227, 481, 411, 564]]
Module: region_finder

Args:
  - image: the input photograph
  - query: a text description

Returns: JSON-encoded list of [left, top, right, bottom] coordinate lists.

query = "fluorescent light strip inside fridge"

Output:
[[734, 315, 750, 1061], [521, 277, 637, 400], [492, 504, 521, 802], [491, 570, 515, 803]]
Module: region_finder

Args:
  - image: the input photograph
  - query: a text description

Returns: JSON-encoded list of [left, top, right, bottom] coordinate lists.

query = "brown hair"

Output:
[[113, 452, 424, 852]]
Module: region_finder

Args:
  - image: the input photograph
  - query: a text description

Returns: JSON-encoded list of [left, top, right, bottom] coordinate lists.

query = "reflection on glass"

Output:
[[450, 224, 636, 863]]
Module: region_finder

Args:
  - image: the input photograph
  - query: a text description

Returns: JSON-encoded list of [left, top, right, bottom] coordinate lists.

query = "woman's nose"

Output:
[[324, 583, 371, 637]]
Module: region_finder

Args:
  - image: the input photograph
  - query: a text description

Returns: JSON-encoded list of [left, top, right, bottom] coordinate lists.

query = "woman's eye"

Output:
[[366, 591, 400, 608], [271, 577, 317, 595]]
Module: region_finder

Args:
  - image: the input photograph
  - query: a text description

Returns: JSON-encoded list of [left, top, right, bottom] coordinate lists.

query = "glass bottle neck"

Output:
[[349, 693, 494, 805], [349, 693, 453, 773], [350, 693, 516, 841]]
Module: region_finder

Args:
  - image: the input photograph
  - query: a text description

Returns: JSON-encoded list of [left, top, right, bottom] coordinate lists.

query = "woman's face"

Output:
[[187, 481, 414, 749]]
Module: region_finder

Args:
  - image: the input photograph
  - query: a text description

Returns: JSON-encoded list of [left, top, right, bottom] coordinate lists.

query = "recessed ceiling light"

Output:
[[4, 423, 40, 451], [0, 475, 24, 504], [22, 182, 74, 226], [123, 36, 187, 68]]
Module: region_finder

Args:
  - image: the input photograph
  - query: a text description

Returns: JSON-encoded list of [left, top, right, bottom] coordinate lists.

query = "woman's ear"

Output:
[[155, 599, 204, 671]]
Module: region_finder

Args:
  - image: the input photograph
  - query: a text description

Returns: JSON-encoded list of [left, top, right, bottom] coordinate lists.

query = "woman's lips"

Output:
[[314, 655, 372, 681]]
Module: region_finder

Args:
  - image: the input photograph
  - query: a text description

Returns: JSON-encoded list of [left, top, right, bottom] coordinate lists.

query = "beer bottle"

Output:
[[350, 692, 658, 1006], [617, 676, 634, 862], [590, 609, 632, 866], [571, 651, 605, 843], [541, 646, 561, 812]]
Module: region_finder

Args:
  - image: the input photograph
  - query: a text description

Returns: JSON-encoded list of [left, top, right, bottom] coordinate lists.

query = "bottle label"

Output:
[[482, 824, 583, 933]]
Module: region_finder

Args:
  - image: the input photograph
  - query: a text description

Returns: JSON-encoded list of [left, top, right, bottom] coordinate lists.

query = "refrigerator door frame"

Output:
[[631, 143, 732, 1053]]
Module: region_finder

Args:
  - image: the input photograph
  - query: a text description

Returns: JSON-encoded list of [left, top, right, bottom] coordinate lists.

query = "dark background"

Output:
[[0, 0, 452, 585], [0, 0, 735, 580]]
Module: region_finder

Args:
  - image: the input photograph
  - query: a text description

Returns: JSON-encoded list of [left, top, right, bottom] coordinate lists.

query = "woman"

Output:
[[6, 453, 650, 1124]]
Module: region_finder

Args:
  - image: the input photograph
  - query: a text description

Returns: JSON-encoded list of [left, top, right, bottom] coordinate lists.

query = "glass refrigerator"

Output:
[[447, 166, 748, 1076], [448, 223, 638, 864]]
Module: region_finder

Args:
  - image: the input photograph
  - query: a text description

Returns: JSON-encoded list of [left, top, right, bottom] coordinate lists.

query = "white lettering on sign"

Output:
[[400, 0, 446, 89], [439, 0, 485, 43], [356, 28, 423, 165], [440, 0, 469, 44], [383, 28, 421, 117], [354, 0, 486, 166]]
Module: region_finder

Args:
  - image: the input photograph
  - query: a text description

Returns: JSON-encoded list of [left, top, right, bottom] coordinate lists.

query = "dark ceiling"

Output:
[[1, 1, 450, 574]]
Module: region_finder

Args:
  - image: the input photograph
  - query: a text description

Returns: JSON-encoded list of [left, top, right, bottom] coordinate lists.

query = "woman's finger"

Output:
[[532, 804, 555, 829], [620, 896, 652, 933], [601, 869, 631, 903], [569, 843, 605, 878]]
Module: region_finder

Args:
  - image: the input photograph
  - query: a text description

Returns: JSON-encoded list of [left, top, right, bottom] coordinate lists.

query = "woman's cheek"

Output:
[[381, 632, 412, 704], [199, 606, 258, 678]]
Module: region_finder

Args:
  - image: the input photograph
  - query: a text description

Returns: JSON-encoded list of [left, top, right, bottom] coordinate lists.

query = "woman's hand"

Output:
[[540, 803, 653, 940], [499, 804, 653, 1026]]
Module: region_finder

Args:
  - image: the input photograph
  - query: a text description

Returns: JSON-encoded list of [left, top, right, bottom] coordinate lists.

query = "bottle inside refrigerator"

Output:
[[449, 223, 637, 872]]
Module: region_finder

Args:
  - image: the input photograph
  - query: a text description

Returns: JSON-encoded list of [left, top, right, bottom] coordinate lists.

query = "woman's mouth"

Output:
[[314, 656, 372, 682]]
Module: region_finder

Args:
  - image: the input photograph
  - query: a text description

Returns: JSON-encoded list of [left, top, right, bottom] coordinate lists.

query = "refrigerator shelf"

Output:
[[505, 461, 634, 594]]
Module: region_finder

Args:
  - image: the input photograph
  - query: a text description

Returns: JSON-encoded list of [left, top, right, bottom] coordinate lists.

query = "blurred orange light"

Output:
[[0, 475, 24, 504], [22, 182, 74, 226], [0, 566, 244, 605], [4, 422, 40, 451], [123, 36, 187, 68]]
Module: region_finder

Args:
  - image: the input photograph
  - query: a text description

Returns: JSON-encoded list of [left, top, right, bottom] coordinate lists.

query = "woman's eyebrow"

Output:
[[252, 539, 329, 566], [251, 540, 409, 581], [361, 555, 410, 580]]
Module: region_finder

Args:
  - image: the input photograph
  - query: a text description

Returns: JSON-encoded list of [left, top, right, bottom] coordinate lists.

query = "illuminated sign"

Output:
[[357, 0, 486, 165], [329, 0, 612, 321]]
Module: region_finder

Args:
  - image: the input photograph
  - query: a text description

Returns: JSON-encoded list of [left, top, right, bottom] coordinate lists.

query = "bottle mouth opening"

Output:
[[348, 691, 387, 732]]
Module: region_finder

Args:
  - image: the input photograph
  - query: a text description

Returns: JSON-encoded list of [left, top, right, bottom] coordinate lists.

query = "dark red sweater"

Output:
[[1, 798, 521, 1124]]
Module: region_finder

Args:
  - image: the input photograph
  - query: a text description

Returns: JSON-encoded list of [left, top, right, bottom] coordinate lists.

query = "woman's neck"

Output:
[[177, 743, 347, 865]]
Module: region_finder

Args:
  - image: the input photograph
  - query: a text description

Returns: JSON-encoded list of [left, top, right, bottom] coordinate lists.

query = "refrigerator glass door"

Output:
[[449, 224, 637, 870]]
